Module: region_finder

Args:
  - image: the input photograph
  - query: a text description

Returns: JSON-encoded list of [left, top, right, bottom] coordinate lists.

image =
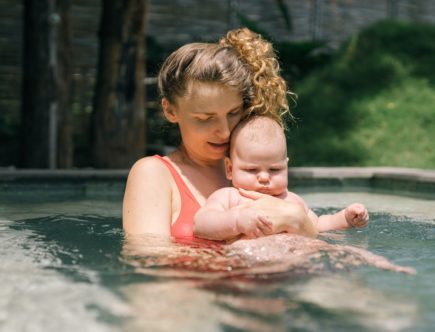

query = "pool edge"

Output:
[[1, 167, 434, 200]]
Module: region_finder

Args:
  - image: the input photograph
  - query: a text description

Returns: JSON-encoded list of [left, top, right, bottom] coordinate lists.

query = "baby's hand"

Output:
[[234, 208, 273, 238], [345, 203, 369, 228]]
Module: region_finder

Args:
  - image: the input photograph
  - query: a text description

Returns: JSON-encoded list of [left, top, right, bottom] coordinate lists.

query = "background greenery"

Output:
[[146, 19, 435, 169], [1, 19, 434, 169], [285, 20, 435, 168]]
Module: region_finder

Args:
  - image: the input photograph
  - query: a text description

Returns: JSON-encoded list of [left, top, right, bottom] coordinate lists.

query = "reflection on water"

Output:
[[121, 232, 415, 279], [120, 274, 418, 332], [120, 231, 417, 331], [1, 196, 434, 331]]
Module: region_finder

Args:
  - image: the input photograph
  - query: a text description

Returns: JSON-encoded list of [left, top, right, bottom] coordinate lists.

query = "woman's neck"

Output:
[[170, 145, 231, 201], [173, 145, 224, 169]]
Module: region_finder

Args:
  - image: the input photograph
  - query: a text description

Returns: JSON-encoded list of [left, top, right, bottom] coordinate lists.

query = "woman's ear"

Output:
[[162, 98, 177, 123], [224, 157, 233, 180]]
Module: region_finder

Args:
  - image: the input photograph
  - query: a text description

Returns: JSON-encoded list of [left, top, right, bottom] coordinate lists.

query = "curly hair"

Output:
[[158, 28, 293, 126], [220, 28, 293, 125]]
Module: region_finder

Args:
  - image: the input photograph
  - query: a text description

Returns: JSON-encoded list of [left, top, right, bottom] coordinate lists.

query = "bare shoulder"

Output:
[[128, 156, 168, 176], [124, 156, 173, 206], [206, 187, 237, 201], [210, 187, 238, 196], [284, 190, 304, 201], [204, 187, 239, 209], [126, 156, 172, 185], [284, 191, 309, 211], [123, 156, 173, 235]]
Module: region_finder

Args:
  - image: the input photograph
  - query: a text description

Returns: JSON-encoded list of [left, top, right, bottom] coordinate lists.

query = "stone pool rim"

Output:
[[1, 167, 434, 200]]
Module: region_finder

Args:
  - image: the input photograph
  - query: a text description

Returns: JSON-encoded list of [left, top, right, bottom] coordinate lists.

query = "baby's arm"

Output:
[[194, 188, 272, 241], [316, 203, 369, 232], [282, 192, 369, 232]]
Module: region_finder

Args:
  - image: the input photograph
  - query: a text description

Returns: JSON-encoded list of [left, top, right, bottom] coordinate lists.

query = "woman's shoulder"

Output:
[[128, 155, 171, 179]]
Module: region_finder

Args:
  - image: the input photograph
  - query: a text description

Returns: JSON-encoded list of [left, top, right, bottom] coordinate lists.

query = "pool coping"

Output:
[[288, 166, 435, 183], [1, 167, 434, 199], [0, 166, 434, 182]]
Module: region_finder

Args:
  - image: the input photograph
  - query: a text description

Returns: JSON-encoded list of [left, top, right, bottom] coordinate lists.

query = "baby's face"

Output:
[[226, 139, 288, 197]]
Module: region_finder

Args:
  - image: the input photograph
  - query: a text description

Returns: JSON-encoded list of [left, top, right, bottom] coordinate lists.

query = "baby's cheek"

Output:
[[240, 175, 258, 190], [274, 175, 288, 189]]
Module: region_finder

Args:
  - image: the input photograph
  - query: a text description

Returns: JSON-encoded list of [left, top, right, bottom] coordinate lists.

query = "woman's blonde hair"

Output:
[[158, 28, 292, 126]]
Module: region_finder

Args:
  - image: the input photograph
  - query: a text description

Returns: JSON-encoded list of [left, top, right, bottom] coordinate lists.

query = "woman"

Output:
[[122, 28, 317, 239]]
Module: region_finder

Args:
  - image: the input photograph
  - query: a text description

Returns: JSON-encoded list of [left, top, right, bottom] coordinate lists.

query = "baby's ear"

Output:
[[224, 157, 233, 180]]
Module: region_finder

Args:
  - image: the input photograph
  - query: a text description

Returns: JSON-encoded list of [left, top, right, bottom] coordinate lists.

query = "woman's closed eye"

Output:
[[195, 116, 213, 122]]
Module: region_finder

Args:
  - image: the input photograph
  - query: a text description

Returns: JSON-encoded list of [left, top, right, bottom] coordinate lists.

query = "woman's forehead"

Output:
[[177, 81, 242, 111], [188, 81, 239, 99]]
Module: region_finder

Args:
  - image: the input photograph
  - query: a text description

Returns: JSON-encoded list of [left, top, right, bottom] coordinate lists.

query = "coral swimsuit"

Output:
[[154, 155, 201, 238]]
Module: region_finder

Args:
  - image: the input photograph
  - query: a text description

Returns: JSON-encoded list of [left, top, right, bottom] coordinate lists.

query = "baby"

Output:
[[194, 116, 369, 241]]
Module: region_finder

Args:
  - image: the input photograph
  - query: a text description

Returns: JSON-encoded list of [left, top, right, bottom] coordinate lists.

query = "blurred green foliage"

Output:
[[3, 19, 435, 168], [286, 20, 435, 168], [142, 19, 435, 169], [238, 12, 333, 83]]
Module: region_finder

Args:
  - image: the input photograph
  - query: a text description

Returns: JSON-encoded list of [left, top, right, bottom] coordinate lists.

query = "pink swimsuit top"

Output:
[[154, 155, 201, 238]]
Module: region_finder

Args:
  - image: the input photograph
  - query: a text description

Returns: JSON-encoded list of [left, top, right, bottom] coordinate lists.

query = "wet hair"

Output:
[[158, 28, 292, 126]]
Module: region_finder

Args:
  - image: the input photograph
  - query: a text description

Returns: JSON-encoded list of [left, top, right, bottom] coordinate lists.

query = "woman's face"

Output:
[[164, 82, 244, 163]]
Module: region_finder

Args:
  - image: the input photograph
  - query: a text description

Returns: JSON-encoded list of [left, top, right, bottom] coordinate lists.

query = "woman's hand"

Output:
[[238, 189, 318, 238], [233, 207, 273, 238]]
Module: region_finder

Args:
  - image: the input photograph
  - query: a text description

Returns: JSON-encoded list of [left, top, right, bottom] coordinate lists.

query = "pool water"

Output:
[[0, 191, 434, 332]]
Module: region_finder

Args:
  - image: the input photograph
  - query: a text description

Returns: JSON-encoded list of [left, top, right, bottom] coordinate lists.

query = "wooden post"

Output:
[[20, 0, 72, 168], [92, 0, 147, 168]]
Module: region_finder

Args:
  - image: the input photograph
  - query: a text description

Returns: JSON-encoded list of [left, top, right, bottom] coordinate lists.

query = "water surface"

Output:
[[0, 191, 434, 331]]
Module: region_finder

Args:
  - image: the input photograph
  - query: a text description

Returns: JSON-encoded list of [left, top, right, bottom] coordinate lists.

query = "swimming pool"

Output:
[[0, 169, 434, 331]]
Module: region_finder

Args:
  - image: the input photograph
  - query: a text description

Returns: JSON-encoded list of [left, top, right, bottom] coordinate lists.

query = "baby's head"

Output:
[[225, 116, 289, 197]]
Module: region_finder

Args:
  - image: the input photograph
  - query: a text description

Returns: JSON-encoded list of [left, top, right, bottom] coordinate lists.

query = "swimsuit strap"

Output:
[[153, 155, 199, 204], [153, 155, 200, 238]]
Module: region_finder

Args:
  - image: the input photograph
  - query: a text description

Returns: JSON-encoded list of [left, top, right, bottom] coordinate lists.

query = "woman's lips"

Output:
[[208, 142, 229, 151]]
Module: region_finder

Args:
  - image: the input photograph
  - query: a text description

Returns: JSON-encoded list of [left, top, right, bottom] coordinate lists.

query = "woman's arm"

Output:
[[122, 157, 173, 236], [239, 189, 318, 238]]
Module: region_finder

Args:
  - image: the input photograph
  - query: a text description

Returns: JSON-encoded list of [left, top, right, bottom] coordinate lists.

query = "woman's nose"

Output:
[[215, 119, 230, 139]]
